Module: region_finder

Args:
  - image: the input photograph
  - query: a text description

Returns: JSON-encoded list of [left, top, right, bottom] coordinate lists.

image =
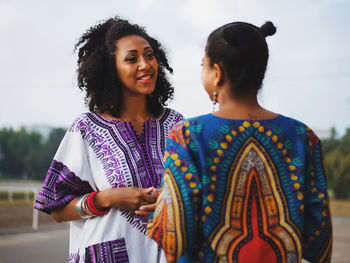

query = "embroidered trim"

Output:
[[68, 109, 182, 234], [34, 160, 93, 214], [85, 238, 129, 263]]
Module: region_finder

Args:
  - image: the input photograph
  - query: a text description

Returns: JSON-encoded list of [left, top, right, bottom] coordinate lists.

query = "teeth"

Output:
[[140, 75, 151, 80]]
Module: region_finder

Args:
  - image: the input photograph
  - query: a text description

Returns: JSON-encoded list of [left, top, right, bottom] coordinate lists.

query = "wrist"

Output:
[[94, 190, 112, 210]]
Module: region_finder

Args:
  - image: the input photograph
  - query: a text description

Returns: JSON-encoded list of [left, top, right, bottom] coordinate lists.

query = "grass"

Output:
[[0, 191, 35, 199], [330, 199, 350, 216], [0, 191, 35, 207]]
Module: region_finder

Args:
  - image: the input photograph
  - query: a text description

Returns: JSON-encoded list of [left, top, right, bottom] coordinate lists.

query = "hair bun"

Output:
[[260, 21, 276, 37]]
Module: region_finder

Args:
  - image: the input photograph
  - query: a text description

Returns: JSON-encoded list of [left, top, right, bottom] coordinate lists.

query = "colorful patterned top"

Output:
[[147, 113, 332, 263], [34, 108, 183, 263]]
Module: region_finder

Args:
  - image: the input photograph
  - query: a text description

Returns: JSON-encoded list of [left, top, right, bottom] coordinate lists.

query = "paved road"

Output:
[[0, 216, 348, 262], [331, 216, 349, 263], [0, 226, 69, 263]]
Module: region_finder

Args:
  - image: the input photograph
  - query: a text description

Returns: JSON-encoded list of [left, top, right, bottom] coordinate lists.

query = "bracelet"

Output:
[[87, 191, 110, 216], [81, 194, 95, 217], [75, 195, 93, 219], [75, 192, 110, 219]]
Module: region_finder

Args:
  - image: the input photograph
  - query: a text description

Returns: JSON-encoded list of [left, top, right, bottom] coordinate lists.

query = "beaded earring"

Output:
[[212, 91, 218, 111]]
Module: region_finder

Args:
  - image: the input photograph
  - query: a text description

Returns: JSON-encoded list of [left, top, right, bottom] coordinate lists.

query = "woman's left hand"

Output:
[[135, 188, 159, 216]]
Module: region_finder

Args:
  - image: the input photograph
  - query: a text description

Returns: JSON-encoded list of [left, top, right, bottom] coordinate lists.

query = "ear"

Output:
[[213, 63, 224, 87]]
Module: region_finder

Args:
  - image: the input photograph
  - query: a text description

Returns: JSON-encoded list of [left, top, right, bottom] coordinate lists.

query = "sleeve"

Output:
[[147, 123, 201, 262], [34, 122, 95, 214], [174, 111, 184, 125], [169, 109, 184, 130], [302, 130, 332, 262]]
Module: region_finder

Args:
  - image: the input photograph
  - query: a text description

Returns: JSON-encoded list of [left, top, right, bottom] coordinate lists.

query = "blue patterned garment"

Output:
[[148, 113, 332, 263]]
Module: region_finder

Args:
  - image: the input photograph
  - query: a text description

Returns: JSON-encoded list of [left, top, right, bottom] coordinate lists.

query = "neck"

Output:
[[215, 87, 277, 120], [219, 88, 259, 108], [120, 93, 151, 123], [98, 94, 151, 123]]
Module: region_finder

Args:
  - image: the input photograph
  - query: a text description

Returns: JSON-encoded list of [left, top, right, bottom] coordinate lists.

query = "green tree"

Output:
[[24, 128, 66, 180], [0, 127, 66, 180], [323, 128, 350, 199], [0, 128, 42, 178]]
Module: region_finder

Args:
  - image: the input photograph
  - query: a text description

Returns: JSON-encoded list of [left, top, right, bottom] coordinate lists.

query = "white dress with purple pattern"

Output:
[[34, 108, 183, 263]]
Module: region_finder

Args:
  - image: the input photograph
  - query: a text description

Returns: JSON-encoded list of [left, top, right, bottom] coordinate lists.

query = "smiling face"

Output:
[[114, 34, 158, 97]]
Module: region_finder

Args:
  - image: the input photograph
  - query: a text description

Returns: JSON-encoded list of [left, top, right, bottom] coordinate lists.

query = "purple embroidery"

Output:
[[69, 250, 81, 263], [72, 116, 130, 188], [120, 211, 149, 235], [85, 238, 129, 263], [68, 109, 183, 234], [34, 160, 93, 214]]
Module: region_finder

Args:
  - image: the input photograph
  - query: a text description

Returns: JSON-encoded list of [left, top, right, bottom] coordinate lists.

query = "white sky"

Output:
[[0, 0, 349, 136]]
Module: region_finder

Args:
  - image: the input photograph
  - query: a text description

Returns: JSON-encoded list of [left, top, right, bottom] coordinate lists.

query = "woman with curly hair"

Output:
[[34, 17, 183, 262], [148, 21, 332, 262]]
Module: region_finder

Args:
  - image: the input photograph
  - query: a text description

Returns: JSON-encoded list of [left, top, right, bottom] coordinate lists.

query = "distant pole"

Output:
[[32, 189, 38, 230], [25, 191, 29, 201], [8, 189, 13, 203]]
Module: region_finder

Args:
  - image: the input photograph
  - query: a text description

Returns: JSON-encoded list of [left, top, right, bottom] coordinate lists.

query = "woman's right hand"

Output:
[[95, 187, 157, 212], [135, 188, 159, 217]]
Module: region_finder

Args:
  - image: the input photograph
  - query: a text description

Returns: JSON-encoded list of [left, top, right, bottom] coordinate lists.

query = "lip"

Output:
[[137, 73, 154, 84]]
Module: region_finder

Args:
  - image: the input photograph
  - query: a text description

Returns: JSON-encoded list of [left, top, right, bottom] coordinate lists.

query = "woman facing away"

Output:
[[34, 17, 183, 263], [148, 21, 332, 263]]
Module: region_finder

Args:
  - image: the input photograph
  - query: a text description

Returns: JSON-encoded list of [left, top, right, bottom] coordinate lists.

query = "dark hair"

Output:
[[75, 17, 174, 117], [206, 21, 276, 97]]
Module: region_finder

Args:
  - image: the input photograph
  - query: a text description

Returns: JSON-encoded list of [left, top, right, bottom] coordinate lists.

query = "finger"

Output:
[[139, 203, 156, 211], [135, 210, 153, 216], [152, 188, 159, 198], [143, 193, 156, 203], [141, 187, 154, 194]]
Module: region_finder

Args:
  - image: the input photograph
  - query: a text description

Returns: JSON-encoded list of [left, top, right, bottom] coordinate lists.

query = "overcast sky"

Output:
[[0, 0, 349, 136]]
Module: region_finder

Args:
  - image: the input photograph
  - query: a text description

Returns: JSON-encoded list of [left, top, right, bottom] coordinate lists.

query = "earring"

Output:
[[212, 91, 218, 112]]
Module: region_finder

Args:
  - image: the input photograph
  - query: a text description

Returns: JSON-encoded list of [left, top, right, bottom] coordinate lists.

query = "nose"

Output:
[[138, 57, 150, 71]]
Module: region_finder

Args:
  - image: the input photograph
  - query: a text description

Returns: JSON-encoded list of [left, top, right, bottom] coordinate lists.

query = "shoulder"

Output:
[[158, 107, 183, 122], [158, 108, 184, 139], [170, 113, 206, 128], [69, 112, 94, 134], [168, 114, 210, 142], [276, 114, 320, 144]]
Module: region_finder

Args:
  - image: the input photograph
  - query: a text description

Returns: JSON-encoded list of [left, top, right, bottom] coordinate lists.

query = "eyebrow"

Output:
[[124, 46, 152, 54]]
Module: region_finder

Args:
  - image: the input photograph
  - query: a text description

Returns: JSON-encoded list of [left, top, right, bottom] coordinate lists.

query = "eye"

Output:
[[145, 52, 155, 59], [125, 56, 137, 63]]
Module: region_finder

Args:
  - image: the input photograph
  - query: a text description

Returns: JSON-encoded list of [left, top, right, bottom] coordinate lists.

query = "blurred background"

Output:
[[0, 0, 349, 262]]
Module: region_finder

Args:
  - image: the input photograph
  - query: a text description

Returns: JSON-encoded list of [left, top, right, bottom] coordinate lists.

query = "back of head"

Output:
[[206, 21, 276, 97]]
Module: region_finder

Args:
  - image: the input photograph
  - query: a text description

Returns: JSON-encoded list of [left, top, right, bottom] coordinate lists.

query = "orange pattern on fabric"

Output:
[[210, 137, 300, 263], [237, 175, 278, 262], [147, 169, 186, 262], [168, 122, 188, 149]]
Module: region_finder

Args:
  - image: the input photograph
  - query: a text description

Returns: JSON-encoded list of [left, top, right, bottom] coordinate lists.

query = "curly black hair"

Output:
[[74, 17, 174, 117]]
